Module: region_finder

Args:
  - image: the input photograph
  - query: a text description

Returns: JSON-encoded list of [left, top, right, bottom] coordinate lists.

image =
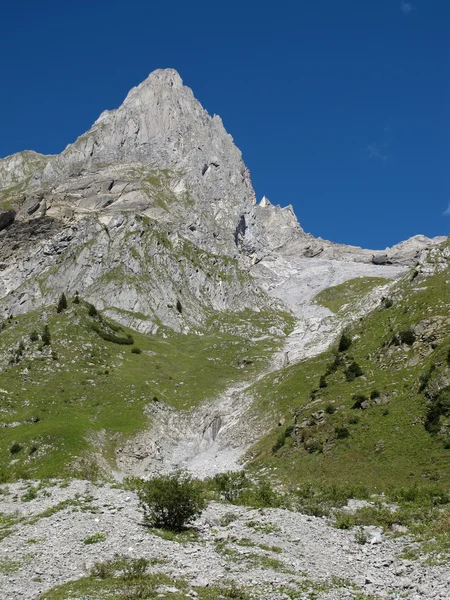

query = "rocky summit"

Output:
[[0, 69, 449, 599]]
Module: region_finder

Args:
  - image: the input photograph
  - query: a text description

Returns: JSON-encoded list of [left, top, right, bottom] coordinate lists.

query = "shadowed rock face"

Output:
[[0, 209, 15, 232], [0, 68, 446, 330]]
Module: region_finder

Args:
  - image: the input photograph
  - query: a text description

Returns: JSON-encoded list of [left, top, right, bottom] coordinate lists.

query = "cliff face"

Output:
[[0, 69, 445, 331]]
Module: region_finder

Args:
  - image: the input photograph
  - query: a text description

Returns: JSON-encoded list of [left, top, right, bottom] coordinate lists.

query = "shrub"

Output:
[[41, 325, 51, 346], [325, 353, 344, 375], [425, 386, 450, 434], [398, 329, 416, 346], [21, 487, 38, 502], [88, 303, 98, 317], [338, 332, 352, 352], [56, 292, 67, 313], [137, 471, 205, 531], [304, 438, 323, 454], [334, 512, 354, 529], [29, 330, 39, 342], [382, 297, 393, 309], [319, 375, 327, 389], [370, 390, 380, 400], [325, 404, 336, 414], [84, 532, 107, 545], [271, 425, 294, 454], [73, 292, 80, 305], [213, 471, 247, 502], [345, 361, 363, 381], [91, 323, 134, 345], [335, 426, 350, 439], [352, 394, 368, 409], [447, 348, 450, 365], [176, 299, 183, 314], [348, 415, 360, 424], [131, 347, 142, 354], [419, 367, 435, 393], [10, 443, 22, 455]]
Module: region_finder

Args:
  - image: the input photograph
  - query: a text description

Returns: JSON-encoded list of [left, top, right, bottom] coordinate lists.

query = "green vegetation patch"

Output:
[[314, 277, 391, 313], [42, 555, 250, 600], [247, 264, 450, 492], [0, 299, 290, 481]]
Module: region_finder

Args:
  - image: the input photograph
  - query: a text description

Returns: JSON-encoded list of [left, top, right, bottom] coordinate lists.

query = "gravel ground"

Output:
[[0, 480, 448, 600]]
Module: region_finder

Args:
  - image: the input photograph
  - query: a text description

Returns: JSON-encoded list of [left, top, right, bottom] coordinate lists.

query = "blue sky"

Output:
[[0, 0, 448, 249]]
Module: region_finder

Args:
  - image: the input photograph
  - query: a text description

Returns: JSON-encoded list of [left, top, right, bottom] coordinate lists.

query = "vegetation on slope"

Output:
[[313, 276, 391, 314], [0, 298, 292, 481], [248, 254, 450, 491]]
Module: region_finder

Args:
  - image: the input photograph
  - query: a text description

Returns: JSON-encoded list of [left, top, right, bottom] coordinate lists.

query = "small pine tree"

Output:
[[30, 330, 39, 342], [56, 293, 68, 313], [319, 375, 328, 388], [338, 332, 352, 352], [73, 292, 80, 305], [176, 300, 183, 314], [88, 304, 98, 317], [42, 325, 51, 346]]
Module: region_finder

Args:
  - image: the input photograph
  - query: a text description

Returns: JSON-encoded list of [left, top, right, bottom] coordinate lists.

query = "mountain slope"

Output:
[[0, 68, 448, 487]]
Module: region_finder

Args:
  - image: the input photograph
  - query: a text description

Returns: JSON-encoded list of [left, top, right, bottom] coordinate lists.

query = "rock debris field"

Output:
[[0, 481, 449, 599]]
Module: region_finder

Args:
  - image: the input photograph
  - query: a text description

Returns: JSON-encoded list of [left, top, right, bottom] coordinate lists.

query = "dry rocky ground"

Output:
[[0, 480, 449, 600]]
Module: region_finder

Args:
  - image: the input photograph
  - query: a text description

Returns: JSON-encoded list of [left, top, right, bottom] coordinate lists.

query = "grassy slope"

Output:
[[247, 262, 450, 491], [313, 276, 391, 313], [0, 301, 293, 481]]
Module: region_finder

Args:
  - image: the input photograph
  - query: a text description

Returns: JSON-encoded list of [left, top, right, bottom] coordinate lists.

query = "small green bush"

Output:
[[84, 532, 107, 545], [419, 365, 436, 393], [325, 353, 344, 375], [213, 471, 247, 502], [21, 487, 38, 502], [392, 329, 416, 347], [137, 471, 205, 531], [382, 297, 393, 309], [29, 330, 39, 342], [91, 323, 134, 345], [176, 299, 183, 313], [370, 390, 380, 400], [10, 443, 22, 455], [334, 512, 354, 529], [271, 425, 294, 454], [335, 426, 350, 439], [325, 404, 336, 414], [131, 347, 142, 354], [345, 362, 364, 382], [399, 329, 416, 346], [352, 394, 368, 409], [88, 303, 98, 317], [425, 386, 450, 434], [73, 292, 80, 305]]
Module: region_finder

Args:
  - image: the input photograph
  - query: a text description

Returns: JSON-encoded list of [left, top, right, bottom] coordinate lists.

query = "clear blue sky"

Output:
[[0, 0, 448, 249]]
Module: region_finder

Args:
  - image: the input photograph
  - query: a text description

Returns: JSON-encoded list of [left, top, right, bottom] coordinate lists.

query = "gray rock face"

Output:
[[0, 68, 446, 331]]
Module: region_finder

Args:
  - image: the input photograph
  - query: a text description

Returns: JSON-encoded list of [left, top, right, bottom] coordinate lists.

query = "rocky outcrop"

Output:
[[0, 68, 447, 331]]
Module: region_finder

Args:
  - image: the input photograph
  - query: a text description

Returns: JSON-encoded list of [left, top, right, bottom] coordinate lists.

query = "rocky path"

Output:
[[0, 480, 448, 600]]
